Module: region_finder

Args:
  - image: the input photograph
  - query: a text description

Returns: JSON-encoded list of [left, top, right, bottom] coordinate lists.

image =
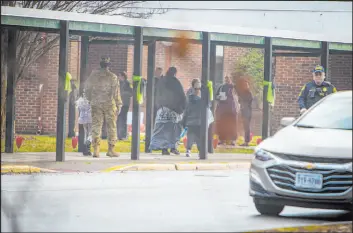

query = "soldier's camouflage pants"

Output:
[[91, 104, 117, 146]]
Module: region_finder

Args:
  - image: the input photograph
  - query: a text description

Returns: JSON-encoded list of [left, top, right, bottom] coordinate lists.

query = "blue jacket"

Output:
[[298, 80, 337, 110]]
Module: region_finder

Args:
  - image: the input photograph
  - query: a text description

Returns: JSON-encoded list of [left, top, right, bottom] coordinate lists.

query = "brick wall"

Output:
[[329, 54, 352, 91], [68, 40, 80, 81], [126, 42, 168, 81], [15, 38, 78, 135], [87, 43, 128, 78], [14, 38, 352, 137], [271, 56, 321, 133], [15, 58, 41, 134], [170, 43, 202, 89]]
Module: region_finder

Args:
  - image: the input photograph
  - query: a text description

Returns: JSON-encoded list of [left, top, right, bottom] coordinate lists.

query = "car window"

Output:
[[296, 95, 352, 130]]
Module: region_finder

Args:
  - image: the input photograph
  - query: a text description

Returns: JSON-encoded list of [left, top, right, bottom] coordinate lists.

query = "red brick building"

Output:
[[14, 38, 352, 136]]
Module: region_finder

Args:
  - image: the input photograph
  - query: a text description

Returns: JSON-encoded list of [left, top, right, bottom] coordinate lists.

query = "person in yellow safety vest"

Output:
[[298, 65, 337, 115]]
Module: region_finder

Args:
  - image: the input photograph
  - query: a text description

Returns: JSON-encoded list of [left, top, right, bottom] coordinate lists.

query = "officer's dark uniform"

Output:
[[298, 72, 337, 110]]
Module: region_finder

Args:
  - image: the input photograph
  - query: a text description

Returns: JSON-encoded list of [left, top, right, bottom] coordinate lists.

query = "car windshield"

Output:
[[295, 94, 352, 130]]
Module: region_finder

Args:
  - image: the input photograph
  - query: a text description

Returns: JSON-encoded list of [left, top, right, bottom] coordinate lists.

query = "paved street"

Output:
[[1, 170, 351, 232]]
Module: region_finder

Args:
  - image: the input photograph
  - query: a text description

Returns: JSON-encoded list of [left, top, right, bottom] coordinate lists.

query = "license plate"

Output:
[[295, 173, 323, 190]]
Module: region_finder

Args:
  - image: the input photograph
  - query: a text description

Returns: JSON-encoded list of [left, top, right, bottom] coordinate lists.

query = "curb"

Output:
[[247, 221, 353, 233], [102, 162, 251, 172], [1, 165, 58, 174]]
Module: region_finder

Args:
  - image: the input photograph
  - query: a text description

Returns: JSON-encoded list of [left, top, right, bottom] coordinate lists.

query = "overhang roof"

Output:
[[1, 6, 352, 51]]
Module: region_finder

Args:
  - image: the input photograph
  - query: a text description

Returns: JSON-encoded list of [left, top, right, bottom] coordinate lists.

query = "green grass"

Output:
[[1, 135, 259, 154]]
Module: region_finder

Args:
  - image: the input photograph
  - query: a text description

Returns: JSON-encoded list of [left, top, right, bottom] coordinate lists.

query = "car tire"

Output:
[[254, 201, 285, 216]]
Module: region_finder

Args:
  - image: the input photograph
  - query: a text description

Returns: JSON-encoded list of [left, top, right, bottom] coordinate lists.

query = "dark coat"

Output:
[[183, 94, 202, 126], [298, 80, 336, 110], [119, 79, 133, 107], [238, 90, 253, 118], [155, 75, 186, 114]]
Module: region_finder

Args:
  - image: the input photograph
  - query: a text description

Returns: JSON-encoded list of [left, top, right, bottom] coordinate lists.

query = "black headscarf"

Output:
[[155, 67, 186, 114]]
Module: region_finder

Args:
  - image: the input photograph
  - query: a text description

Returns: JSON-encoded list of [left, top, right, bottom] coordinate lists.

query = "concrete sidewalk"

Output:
[[1, 152, 253, 173]]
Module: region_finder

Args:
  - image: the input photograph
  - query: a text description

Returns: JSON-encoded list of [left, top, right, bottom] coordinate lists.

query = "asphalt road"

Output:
[[1, 170, 351, 232]]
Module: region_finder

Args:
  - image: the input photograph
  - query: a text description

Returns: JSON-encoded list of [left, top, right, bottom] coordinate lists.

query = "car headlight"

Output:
[[254, 148, 275, 162], [345, 162, 352, 172]]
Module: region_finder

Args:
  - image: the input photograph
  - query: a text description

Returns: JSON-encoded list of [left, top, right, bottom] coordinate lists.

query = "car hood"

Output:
[[259, 126, 352, 159]]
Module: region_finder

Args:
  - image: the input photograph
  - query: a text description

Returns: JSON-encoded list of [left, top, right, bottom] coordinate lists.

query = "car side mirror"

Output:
[[280, 117, 296, 127]]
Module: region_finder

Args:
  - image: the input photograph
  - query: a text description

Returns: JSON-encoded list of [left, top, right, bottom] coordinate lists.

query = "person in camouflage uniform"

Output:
[[85, 56, 122, 158]]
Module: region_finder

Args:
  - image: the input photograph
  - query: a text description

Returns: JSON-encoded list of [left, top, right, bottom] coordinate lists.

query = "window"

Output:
[[296, 93, 352, 130], [215, 45, 224, 88]]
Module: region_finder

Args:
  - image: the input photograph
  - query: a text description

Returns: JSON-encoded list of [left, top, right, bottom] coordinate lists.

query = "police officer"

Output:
[[85, 56, 122, 158], [298, 65, 337, 115]]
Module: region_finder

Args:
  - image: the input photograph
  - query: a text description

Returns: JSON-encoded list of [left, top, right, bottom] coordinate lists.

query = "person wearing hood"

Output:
[[298, 65, 337, 115], [149, 67, 187, 155], [182, 79, 214, 157]]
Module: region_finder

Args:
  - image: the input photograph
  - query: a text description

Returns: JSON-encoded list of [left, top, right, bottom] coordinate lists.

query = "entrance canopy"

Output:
[[1, 6, 352, 161], [1, 6, 352, 50]]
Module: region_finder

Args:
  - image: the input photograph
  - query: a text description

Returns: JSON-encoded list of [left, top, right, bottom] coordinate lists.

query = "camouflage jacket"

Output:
[[85, 68, 122, 109]]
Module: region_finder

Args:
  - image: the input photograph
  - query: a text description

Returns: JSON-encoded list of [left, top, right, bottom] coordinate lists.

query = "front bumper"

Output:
[[250, 180, 352, 210], [249, 158, 353, 210]]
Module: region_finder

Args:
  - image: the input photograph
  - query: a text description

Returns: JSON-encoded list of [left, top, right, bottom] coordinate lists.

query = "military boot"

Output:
[[106, 144, 120, 157]]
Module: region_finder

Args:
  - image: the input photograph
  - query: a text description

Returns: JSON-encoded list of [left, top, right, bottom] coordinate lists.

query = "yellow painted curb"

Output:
[[101, 164, 135, 172], [247, 222, 352, 233], [175, 163, 198, 170], [1, 165, 57, 174], [102, 163, 176, 172]]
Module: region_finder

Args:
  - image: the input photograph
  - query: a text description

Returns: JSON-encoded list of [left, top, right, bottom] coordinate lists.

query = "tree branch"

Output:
[[1, 0, 168, 93]]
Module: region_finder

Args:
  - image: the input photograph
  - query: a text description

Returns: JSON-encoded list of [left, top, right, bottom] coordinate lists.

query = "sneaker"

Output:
[[186, 150, 191, 157], [162, 149, 170, 155], [170, 148, 180, 155]]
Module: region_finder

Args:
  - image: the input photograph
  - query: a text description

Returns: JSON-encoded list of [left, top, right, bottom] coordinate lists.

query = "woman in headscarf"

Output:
[[215, 76, 240, 146], [149, 67, 187, 155]]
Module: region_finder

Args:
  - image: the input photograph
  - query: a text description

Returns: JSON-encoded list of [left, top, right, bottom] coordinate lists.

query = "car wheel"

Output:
[[254, 201, 285, 216]]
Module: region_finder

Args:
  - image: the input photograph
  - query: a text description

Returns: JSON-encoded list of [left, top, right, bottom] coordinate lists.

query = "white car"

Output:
[[249, 91, 352, 215]]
